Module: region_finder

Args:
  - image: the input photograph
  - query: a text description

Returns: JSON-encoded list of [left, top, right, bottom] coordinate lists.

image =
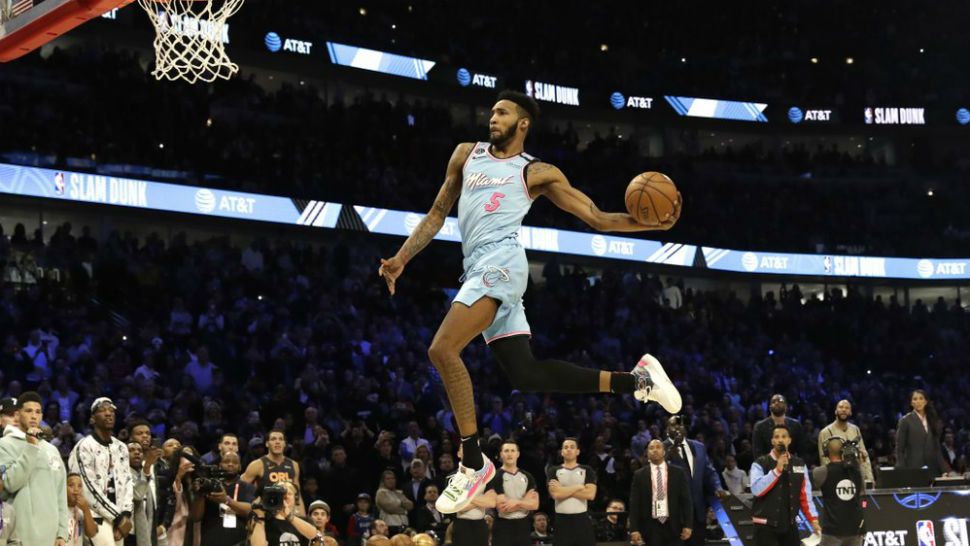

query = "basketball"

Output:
[[412, 534, 436, 546], [625, 171, 681, 226]]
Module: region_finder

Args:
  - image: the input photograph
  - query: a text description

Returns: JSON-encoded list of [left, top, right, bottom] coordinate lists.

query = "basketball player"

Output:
[[493, 440, 539, 546], [241, 429, 305, 516], [546, 438, 597, 546], [379, 90, 683, 513]]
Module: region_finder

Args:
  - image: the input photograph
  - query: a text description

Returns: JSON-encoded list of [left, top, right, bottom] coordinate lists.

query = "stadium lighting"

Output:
[[845, 57, 854, 64], [600, 44, 609, 52], [810, 57, 818, 64], [927, 189, 934, 196], [359, 7, 367, 16]]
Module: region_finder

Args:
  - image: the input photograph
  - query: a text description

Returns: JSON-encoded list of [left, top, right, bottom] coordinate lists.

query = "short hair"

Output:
[[67, 472, 81, 479], [127, 418, 152, 437], [267, 428, 286, 441], [501, 440, 519, 450], [497, 90, 540, 122], [771, 423, 791, 436], [608, 498, 626, 509], [219, 432, 238, 443], [17, 391, 42, 408], [562, 437, 579, 448]]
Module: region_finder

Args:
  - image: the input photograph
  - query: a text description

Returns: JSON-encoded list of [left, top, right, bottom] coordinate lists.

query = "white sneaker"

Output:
[[435, 458, 496, 514], [632, 353, 682, 413]]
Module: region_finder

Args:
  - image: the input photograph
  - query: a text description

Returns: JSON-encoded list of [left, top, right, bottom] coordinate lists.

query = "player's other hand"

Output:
[[378, 255, 406, 295]]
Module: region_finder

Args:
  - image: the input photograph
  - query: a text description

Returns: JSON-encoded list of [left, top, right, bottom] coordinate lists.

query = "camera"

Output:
[[253, 483, 287, 515], [192, 463, 233, 494], [842, 439, 860, 464]]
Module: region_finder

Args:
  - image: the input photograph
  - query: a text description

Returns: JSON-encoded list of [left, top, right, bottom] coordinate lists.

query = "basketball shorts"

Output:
[[454, 239, 531, 344]]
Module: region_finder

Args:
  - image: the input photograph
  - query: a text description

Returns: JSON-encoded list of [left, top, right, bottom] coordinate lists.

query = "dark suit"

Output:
[[753, 417, 807, 459], [629, 464, 693, 546], [410, 503, 450, 536], [665, 439, 724, 546], [895, 412, 946, 476]]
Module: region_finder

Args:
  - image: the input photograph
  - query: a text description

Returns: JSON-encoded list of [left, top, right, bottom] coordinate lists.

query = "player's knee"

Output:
[[427, 342, 455, 368]]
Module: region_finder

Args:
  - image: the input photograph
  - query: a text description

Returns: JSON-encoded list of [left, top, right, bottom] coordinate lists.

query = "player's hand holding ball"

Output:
[[625, 172, 682, 230]]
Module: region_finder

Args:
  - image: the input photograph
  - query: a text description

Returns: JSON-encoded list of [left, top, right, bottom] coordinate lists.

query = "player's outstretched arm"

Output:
[[531, 162, 679, 233], [378, 142, 473, 294]]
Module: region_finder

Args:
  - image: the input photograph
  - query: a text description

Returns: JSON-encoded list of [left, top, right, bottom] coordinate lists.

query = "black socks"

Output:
[[461, 434, 485, 469], [610, 372, 636, 394]]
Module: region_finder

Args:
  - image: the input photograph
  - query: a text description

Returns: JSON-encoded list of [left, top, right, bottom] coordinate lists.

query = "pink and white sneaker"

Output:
[[435, 458, 496, 514], [632, 353, 682, 413]]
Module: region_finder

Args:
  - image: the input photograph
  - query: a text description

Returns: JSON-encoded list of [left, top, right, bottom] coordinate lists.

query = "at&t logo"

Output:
[[741, 252, 758, 272], [195, 189, 216, 213], [917, 260, 934, 278], [591, 235, 607, 256]]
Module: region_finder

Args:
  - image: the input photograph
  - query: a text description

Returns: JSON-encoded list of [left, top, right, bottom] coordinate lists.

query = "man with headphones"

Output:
[[817, 401, 873, 486], [812, 437, 865, 546]]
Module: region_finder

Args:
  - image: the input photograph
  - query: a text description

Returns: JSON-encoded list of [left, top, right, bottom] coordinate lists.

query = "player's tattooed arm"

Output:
[[534, 162, 676, 232], [396, 142, 473, 263]]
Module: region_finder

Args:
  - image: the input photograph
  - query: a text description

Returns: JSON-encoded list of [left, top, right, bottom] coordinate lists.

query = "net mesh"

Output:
[[136, 0, 244, 84]]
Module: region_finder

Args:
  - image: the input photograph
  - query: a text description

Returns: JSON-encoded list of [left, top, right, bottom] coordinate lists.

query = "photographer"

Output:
[[190, 452, 254, 546], [249, 481, 320, 546], [812, 438, 865, 546]]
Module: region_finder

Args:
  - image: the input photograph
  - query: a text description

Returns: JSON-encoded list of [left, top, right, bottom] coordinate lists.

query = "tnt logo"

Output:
[[918, 521, 937, 546]]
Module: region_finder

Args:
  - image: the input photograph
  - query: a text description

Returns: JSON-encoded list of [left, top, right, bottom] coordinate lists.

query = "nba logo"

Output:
[[54, 172, 65, 195], [824, 256, 833, 274], [918, 520, 937, 546], [864, 108, 874, 125]]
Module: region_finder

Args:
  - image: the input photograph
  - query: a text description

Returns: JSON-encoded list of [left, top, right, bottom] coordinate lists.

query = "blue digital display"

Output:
[[957, 108, 970, 125], [326, 41, 435, 80], [2, 163, 966, 280], [665, 96, 768, 122]]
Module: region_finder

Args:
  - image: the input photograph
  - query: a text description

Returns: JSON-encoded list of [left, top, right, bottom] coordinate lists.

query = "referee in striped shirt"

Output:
[[493, 440, 539, 546]]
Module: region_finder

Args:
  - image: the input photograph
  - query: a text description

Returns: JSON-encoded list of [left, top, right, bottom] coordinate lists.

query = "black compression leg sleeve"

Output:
[[489, 335, 603, 393]]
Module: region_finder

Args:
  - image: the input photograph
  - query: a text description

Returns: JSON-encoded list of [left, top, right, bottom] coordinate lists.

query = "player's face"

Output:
[[489, 100, 522, 147], [267, 432, 285, 454], [220, 435, 239, 454], [561, 440, 579, 462], [131, 425, 152, 447], [500, 443, 519, 465], [835, 401, 852, 421], [19, 401, 42, 430]]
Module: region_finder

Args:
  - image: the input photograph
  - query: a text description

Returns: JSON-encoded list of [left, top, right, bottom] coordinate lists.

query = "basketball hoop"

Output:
[[136, 0, 244, 84]]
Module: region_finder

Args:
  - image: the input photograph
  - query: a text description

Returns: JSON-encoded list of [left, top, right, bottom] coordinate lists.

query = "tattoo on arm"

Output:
[[397, 144, 469, 262]]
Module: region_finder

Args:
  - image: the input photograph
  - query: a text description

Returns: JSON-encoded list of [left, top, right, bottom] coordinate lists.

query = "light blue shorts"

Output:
[[454, 239, 531, 344]]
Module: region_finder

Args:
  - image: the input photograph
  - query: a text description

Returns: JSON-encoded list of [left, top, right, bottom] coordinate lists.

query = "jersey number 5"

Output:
[[484, 192, 506, 212]]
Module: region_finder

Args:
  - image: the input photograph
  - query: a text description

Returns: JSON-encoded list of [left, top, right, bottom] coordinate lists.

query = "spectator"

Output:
[[200, 432, 239, 465], [403, 458, 432, 505], [752, 395, 807, 459], [530, 512, 552, 545], [410, 484, 450, 536], [183, 346, 218, 395], [126, 441, 155, 546], [375, 470, 413, 535], [0, 391, 70, 546], [67, 472, 100, 546], [307, 500, 340, 542], [346, 493, 376, 543], [68, 397, 133, 546], [595, 499, 629, 542], [664, 415, 728, 546], [720, 455, 749, 497], [398, 422, 431, 469]]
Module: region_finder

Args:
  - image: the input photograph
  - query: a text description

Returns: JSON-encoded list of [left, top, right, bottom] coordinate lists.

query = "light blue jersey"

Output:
[[457, 143, 537, 257], [454, 143, 538, 343]]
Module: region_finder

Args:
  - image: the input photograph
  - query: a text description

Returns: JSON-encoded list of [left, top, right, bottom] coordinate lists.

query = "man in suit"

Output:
[[630, 440, 693, 546], [126, 442, 157, 546], [664, 415, 729, 546], [753, 395, 808, 459], [410, 484, 451, 537]]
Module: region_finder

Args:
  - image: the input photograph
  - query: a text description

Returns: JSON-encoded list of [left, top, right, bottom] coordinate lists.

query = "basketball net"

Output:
[[136, 0, 244, 84]]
